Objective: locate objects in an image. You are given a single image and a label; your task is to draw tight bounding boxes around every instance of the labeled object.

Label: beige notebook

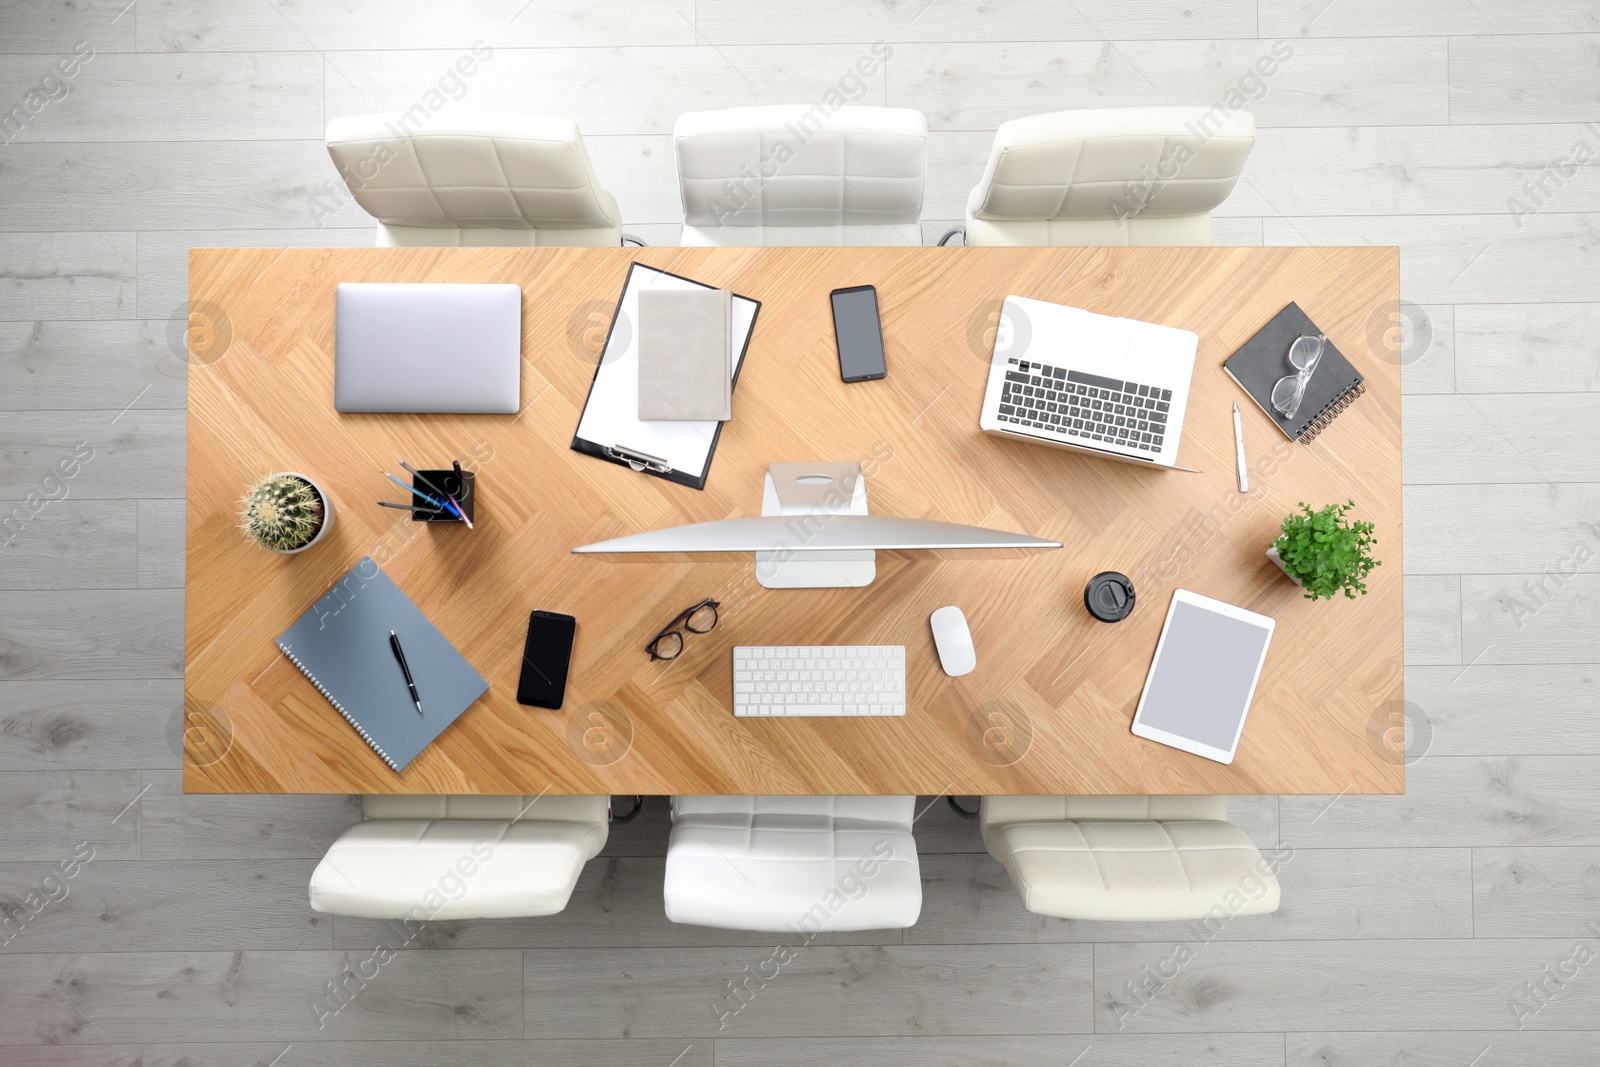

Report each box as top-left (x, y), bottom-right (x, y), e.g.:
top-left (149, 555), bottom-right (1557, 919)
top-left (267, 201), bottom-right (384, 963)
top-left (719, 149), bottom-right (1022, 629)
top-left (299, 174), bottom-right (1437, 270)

top-left (638, 288), bottom-right (732, 421)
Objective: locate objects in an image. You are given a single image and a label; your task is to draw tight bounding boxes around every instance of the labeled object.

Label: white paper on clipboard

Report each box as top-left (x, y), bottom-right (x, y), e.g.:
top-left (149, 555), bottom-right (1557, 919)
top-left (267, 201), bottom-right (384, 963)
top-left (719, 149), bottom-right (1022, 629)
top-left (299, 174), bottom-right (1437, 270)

top-left (574, 264), bottom-right (758, 480)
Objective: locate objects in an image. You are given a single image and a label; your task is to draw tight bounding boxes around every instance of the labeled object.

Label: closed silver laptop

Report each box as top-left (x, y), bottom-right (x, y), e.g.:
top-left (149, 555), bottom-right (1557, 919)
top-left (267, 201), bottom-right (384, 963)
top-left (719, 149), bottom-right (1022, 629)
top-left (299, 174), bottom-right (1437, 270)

top-left (334, 283), bottom-right (522, 413)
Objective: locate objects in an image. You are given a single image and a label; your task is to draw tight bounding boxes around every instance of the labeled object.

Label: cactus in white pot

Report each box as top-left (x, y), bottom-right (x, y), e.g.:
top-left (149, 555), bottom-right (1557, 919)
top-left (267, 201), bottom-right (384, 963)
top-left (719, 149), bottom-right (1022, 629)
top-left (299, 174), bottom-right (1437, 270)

top-left (240, 472), bottom-right (334, 554)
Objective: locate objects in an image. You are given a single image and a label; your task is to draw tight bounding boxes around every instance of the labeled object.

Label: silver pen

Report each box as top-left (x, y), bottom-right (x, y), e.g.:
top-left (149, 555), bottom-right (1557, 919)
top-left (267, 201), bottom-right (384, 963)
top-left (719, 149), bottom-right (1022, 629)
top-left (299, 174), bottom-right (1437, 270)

top-left (1233, 402), bottom-right (1249, 493)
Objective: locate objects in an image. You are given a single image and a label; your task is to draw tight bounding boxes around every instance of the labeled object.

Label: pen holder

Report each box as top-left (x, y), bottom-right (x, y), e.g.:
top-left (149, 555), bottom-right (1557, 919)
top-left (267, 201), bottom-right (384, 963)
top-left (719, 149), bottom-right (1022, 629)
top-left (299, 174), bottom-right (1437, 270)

top-left (413, 468), bottom-right (475, 523)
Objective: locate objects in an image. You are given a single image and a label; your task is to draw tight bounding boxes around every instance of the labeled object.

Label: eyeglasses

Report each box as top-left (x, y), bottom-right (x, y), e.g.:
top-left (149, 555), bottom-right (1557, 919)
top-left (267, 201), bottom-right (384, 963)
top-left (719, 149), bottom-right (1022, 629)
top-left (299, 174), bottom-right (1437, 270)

top-left (645, 598), bottom-right (720, 660)
top-left (1271, 333), bottom-right (1326, 419)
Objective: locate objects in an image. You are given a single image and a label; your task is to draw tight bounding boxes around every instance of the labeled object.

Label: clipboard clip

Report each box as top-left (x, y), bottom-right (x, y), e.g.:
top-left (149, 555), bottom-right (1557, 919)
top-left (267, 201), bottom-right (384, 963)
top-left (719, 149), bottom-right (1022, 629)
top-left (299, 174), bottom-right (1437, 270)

top-left (605, 444), bottom-right (673, 474)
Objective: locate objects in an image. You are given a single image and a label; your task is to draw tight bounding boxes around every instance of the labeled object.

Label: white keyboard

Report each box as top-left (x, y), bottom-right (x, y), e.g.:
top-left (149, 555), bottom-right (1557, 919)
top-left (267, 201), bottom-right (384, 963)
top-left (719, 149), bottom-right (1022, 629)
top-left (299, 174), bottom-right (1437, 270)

top-left (733, 645), bottom-right (906, 717)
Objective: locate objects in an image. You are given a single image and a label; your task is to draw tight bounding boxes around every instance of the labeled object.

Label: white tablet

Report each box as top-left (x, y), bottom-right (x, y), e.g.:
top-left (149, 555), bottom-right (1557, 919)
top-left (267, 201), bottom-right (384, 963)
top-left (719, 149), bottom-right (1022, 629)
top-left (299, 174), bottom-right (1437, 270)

top-left (1131, 589), bottom-right (1275, 764)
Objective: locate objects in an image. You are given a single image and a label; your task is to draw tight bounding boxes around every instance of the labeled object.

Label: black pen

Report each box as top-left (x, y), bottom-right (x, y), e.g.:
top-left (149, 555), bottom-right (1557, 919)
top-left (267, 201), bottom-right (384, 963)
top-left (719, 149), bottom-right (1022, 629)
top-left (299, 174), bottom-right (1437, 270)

top-left (448, 460), bottom-right (474, 528)
top-left (389, 629), bottom-right (423, 715)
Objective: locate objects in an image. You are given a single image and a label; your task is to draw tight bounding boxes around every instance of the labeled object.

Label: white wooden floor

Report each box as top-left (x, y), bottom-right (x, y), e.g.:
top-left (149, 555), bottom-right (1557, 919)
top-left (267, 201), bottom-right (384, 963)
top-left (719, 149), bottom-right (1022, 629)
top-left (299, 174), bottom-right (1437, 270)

top-left (3, 1), bottom-right (1599, 1064)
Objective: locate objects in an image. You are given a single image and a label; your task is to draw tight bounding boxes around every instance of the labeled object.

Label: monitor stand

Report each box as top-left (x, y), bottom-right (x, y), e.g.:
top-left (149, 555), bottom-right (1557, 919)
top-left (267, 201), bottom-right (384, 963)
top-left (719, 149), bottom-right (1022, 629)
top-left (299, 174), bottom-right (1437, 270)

top-left (756, 462), bottom-right (875, 589)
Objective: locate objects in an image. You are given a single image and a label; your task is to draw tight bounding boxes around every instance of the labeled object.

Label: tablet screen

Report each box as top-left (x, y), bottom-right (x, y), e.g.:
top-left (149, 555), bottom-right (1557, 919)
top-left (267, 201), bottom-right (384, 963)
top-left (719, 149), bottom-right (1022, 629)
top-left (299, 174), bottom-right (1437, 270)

top-left (1138, 600), bottom-right (1273, 751)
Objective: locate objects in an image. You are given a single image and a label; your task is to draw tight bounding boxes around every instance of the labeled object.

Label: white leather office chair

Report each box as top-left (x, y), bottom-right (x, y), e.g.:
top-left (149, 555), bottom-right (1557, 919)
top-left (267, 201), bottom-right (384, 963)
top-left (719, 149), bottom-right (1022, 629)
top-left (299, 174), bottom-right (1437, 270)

top-left (980, 796), bottom-right (1280, 921)
top-left (324, 112), bottom-right (626, 247)
top-left (663, 796), bottom-right (922, 931)
top-left (308, 794), bottom-right (608, 919)
top-left (953, 107), bottom-right (1255, 247)
top-left (673, 105), bottom-right (927, 246)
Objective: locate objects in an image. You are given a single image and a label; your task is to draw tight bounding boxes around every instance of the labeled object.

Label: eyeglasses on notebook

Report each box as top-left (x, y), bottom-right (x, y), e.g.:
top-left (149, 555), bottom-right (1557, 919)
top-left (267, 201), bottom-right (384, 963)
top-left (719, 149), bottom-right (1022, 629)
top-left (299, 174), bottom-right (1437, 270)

top-left (1271, 333), bottom-right (1326, 419)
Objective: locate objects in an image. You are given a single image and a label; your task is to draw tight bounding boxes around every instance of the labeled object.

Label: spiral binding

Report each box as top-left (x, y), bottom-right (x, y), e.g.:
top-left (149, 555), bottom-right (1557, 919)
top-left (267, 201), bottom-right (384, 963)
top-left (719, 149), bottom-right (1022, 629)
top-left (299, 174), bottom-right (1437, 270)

top-left (1298, 379), bottom-right (1366, 443)
top-left (278, 641), bottom-right (400, 771)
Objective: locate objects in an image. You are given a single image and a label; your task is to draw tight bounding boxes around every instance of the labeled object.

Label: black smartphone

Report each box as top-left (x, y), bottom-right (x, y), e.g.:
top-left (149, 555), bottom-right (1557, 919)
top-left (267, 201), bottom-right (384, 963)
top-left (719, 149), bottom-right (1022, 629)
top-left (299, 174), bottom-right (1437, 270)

top-left (516, 610), bottom-right (576, 709)
top-left (830, 285), bottom-right (887, 382)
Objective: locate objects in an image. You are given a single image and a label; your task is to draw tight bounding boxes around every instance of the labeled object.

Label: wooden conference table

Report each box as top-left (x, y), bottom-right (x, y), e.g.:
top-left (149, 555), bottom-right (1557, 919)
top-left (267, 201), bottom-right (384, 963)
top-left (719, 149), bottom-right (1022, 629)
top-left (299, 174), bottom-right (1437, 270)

top-left (183, 244), bottom-right (1402, 797)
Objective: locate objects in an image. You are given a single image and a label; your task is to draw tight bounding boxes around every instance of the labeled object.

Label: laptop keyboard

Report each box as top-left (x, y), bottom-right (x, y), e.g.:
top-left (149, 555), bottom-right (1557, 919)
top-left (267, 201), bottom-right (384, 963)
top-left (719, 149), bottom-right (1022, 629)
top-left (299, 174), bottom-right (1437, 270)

top-left (995, 358), bottom-right (1172, 453)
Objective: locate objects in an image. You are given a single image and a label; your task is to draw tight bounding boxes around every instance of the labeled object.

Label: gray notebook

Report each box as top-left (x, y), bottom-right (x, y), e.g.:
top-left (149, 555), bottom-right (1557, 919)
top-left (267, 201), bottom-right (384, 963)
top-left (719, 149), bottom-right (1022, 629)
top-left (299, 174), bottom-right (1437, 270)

top-left (638, 288), bottom-right (732, 421)
top-left (276, 558), bottom-right (487, 772)
top-left (1223, 302), bottom-right (1365, 443)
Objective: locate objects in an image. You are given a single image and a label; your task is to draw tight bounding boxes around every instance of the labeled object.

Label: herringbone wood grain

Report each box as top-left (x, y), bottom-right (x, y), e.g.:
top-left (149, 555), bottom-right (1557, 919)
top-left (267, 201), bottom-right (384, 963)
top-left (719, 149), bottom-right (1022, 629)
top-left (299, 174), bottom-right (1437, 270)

top-left (184, 244), bottom-right (1401, 796)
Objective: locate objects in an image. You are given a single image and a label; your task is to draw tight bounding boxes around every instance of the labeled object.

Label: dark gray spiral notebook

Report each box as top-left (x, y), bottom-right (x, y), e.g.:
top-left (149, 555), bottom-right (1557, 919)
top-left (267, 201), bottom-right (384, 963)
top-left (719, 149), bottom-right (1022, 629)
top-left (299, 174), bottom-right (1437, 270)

top-left (276, 558), bottom-right (487, 772)
top-left (1223, 302), bottom-right (1365, 443)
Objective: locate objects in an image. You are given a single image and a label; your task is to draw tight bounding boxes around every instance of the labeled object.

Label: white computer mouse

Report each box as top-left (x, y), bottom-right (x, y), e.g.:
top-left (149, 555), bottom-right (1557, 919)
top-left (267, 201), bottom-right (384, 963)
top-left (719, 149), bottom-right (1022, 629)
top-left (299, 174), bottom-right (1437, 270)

top-left (930, 605), bottom-right (976, 677)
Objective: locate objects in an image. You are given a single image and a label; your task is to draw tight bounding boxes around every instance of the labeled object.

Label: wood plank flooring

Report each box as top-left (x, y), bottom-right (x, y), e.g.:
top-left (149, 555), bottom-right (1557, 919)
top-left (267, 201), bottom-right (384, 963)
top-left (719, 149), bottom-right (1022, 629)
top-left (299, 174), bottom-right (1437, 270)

top-left (2, 1), bottom-right (1596, 1063)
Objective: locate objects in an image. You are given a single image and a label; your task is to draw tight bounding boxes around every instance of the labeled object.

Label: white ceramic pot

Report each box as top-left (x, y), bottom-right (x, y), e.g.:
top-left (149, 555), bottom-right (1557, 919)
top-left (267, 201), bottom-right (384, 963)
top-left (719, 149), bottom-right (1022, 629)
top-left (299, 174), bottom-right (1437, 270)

top-left (1265, 544), bottom-right (1301, 586)
top-left (265, 471), bottom-right (335, 554)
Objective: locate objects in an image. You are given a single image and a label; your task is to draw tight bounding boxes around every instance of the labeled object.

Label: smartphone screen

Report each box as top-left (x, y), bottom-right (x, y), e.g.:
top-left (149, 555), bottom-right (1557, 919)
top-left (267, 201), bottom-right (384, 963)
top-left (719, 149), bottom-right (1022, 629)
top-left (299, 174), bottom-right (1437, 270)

top-left (831, 285), bottom-right (887, 382)
top-left (517, 610), bottom-right (576, 709)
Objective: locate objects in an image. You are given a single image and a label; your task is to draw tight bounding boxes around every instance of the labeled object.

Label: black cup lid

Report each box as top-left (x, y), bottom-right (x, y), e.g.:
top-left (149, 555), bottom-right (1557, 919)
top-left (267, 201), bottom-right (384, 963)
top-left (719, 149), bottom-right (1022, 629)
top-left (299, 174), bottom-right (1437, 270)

top-left (1084, 571), bottom-right (1135, 622)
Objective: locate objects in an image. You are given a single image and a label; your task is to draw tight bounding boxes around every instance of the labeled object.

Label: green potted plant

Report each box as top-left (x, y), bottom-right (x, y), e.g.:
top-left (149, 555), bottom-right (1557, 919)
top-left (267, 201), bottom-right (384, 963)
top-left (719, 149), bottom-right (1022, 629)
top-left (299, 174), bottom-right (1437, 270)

top-left (240, 472), bottom-right (335, 554)
top-left (1267, 500), bottom-right (1379, 601)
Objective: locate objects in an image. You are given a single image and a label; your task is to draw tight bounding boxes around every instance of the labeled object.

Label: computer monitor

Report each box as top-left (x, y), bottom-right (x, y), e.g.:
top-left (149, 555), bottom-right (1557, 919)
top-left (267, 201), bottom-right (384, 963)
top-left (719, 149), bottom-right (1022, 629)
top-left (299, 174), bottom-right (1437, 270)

top-left (573, 514), bottom-right (1059, 553)
top-left (572, 462), bottom-right (1060, 588)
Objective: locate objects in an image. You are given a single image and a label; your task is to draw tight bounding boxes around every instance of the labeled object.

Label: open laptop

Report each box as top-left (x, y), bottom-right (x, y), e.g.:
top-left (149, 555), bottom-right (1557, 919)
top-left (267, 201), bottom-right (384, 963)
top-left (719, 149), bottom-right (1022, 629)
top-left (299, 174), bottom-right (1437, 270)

top-left (978, 296), bottom-right (1199, 471)
top-left (334, 283), bottom-right (522, 413)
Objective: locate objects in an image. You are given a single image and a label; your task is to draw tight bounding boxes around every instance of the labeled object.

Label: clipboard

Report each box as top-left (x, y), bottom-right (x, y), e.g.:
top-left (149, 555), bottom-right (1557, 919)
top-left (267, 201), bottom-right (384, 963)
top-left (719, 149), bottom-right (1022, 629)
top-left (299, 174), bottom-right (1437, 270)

top-left (571, 262), bottom-right (760, 490)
